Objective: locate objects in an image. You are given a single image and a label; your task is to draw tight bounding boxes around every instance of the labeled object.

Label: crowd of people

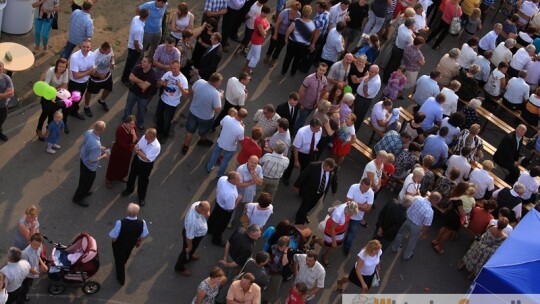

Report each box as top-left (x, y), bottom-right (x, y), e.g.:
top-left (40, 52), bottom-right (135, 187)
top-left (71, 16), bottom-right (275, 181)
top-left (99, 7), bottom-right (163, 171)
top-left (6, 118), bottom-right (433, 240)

top-left (1, 0), bottom-right (540, 302)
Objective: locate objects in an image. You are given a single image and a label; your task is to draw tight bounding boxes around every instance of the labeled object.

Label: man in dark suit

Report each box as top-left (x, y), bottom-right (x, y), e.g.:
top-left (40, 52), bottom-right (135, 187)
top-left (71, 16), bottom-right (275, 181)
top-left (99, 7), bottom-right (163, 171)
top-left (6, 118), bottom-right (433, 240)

top-left (275, 92), bottom-right (300, 137)
top-left (196, 32), bottom-right (223, 81)
top-left (294, 158), bottom-right (338, 224)
top-left (493, 124), bottom-right (527, 184)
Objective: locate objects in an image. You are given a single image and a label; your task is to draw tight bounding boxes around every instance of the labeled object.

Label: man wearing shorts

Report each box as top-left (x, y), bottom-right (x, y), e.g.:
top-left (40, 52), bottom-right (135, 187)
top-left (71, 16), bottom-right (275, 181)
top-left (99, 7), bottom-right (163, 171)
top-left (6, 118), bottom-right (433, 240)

top-left (84, 42), bottom-right (115, 117)
top-left (182, 72), bottom-right (223, 154)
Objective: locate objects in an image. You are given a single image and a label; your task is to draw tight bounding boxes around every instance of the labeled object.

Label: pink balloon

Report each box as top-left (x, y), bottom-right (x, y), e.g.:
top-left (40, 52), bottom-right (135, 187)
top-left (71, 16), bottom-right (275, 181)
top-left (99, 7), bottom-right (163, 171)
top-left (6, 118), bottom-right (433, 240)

top-left (64, 99), bottom-right (73, 108)
top-left (71, 91), bottom-right (82, 102)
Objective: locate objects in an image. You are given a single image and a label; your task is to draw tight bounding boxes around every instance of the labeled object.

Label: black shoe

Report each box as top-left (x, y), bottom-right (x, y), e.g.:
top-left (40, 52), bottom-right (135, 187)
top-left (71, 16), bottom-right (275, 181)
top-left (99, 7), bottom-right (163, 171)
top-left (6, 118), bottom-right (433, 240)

top-left (98, 100), bottom-right (110, 111)
top-left (72, 112), bottom-right (86, 120)
top-left (0, 133), bottom-right (8, 141)
top-left (84, 107), bottom-right (93, 117)
top-left (121, 189), bottom-right (132, 197)
top-left (122, 80), bottom-right (132, 87)
top-left (139, 199), bottom-right (145, 206)
top-left (73, 199), bottom-right (89, 207)
top-left (85, 191), bottom-right (93, 197)
top-left (64, 126), bottom-right (70, 134)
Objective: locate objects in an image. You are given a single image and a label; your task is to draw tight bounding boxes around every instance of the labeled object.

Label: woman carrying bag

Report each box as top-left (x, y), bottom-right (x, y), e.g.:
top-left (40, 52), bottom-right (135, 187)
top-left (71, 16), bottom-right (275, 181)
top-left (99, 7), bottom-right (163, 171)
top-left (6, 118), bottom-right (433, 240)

top-left (426, 0), bottom-right (462, 49)
top-left (336, 239), bottom-right (383, 293)
top-left (32, 0), bottom-right (60, 54)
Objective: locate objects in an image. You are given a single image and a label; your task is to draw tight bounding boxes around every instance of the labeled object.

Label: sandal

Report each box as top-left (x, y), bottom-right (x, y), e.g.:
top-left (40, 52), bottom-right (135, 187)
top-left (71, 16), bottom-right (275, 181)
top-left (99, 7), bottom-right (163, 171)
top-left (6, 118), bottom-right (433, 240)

top-left (322, 259), bottom-right (330, 268)
top-left (433, 245), bottom-right (445, 255)
top-left (269, 59), bottom-right (276, 67)
top-left (336, 279), bottom-right (344, 293)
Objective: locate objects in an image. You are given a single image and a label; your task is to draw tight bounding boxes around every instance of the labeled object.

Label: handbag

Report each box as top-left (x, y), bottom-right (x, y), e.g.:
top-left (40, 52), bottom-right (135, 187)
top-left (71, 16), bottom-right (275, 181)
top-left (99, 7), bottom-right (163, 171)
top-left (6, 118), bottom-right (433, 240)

top-left (318, 215), bottom-right (330, 232)
top-left (371, 271), bottom-right (380, 287)
top-left (52, 12), bottom-right (58, 30)
top-left (449, 10), bottom-right (462, 35)
top-left (233, 257), bottom-right (254, 281)
top-left (240, 204), bottom-right (255, 229)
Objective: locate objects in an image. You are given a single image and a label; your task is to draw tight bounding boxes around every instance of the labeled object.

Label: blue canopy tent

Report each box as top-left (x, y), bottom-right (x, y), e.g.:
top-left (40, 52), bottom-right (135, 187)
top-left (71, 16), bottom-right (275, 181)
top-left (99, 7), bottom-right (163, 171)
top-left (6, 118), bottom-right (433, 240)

top-left (469, 209), bottom-right (540, 303)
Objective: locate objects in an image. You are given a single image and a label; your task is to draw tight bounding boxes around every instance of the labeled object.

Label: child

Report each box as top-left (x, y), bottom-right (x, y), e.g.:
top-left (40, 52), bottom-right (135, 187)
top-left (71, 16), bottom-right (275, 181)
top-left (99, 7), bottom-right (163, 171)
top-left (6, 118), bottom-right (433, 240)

top-left (236, 0), bottom-right (269, 57)
top-left (331, 113), bottom-right (357, 165)
top-left (45, 110), bottom-right (64, 154)
top-left (21, 233), bottom-right (48, 302)
top-left (244, 5), bottom-right (271, 74)
top-left (382, 65), bottom-right (407, 100)
top-left (381, 153), bottom-right (396, 188)
top-left (460, 185), bottom-right (477, 226)
top-left (287, 282), bottom-right (308, 304)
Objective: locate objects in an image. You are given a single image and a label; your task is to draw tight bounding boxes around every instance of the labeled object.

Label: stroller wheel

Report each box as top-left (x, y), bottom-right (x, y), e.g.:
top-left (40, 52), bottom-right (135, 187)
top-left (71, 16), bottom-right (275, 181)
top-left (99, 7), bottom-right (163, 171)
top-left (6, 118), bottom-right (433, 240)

top-left (48, 282), bottom-right (66, 295)
top-left (82, 281), bottom-right (101, 295)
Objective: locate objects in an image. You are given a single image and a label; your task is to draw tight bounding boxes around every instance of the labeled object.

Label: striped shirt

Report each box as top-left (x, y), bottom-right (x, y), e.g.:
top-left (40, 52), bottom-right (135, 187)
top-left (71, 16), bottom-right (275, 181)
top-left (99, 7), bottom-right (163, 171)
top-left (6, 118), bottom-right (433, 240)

top-left (313, 11), bottom-right (330, 36)
top-left (407, 196), bottom-right (434, 226)
top-left (260, 152), bottom-right (290, 179)
top-left (204, 0), bottom-right (227, 12)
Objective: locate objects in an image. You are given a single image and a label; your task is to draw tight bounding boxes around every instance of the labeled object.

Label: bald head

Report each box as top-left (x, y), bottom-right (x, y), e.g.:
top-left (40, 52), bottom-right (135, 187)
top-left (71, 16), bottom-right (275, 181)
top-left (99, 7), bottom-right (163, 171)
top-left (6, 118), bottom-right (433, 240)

top-left (196, 201), bottom-right (211, 215)
top-left (93, 121), bottom-right (106, 134)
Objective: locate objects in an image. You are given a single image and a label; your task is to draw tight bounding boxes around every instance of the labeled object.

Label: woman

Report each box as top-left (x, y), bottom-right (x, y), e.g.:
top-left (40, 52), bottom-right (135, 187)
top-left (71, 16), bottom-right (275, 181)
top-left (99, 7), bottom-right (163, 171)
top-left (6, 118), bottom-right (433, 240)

top-left (484, 61), bottom-right (508, 106)
top-left (327, 82), bottom-right (345, 106)
top-left (178, 29), bottom-right (195, 77)
top-left (14, 206), bottom-right (40, 250)
top-left (267, 236), bottom-right (293, 279)
top-left (332, 113), bottom-right (357, 165)
top-left (402, 111), bottom-right (426, 143)
top-left (468, 199), bottom-right (497, 235)
top-left (436, 48), bottom-right (461, 87)
top-left (105, 115), bottom-right (138, 188)
top-left (433, 167), bottom-right (460, 206)
top-left (357, 34), bottom-right (381, 64)
top-left (522, 87), bottom-right (540, 127)
top-left (460, 0), bottom-right (480, 27)
top-left (244, 192), bottom-right (274, 228)
top-left (348, 54), bottom-right (369, 94)
top-left (419, 155), bottom-right (436, 195)
top-left (265, 1), bottom-right (302, 67)
top-left (36, 58), bottom-right (68, 140)
top-left (263, 219), bottom-right (293, 252)
top-left (32, 0), bottom-right (59, 53)
top-left (311, 201), bottom-right (358, 267)
top-left (169, 2), bottom-right (194, 45)
top-left (336, 240), bottom-right (382, 293)
top-left (402, 37), bottom-right (425, 89)
top-left (459, 8), bottom-right (482, 44)
top-left (458, 218), bottom-right (509, 279)
top-left (456, 64), bottom-right (480, 102)
top-left (281, 5), bottom-right (315, 76)
top-left (453, 123), bottom-right (484, 162)
top-left (461, 98), bottom-right (482, 129)
top-left (238, 126), bottom-right (263, 165)
top-left (440, 112), bottom-right (465, 145)
top-left (314, 101), bottom-right (336, 160)
top-left (432, 182), bottom-right (468, 254)
top-left (192, 266), bottom-right (227, 304)
top-left (0, 273), bottom-right (7, 304)
top-left (517, 166), bottom-right (540, 204)
top-left (426, 0), bottom-right (462, 50)
top-left (191, 18), bottom-right (218, 67)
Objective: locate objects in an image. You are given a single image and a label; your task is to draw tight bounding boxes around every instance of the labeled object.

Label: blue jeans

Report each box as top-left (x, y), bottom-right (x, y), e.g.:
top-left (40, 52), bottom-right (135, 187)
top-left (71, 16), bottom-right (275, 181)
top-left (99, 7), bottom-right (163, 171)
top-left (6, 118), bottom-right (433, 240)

top-left (60, 41), bottom-right (77, 59)
top-left (343, 219), bottom-right (362, 251)
top-left (34, 18), bottom-right (53, 48)
top-left (207, 145), bottom-right (236, 177)
top-left (293, 108), bottom-right (314, 135)
top-left (123, 91), bottom-right (149, 128)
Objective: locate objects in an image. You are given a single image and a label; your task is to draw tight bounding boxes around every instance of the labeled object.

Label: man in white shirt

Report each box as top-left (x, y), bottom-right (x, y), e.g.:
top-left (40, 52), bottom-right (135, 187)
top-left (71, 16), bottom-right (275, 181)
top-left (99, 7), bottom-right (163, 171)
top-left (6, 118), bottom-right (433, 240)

top-left (412, 3), bottom-right (429, 34)
top-left (440, 80), bottom-right (460, 117)
top-left (67, 39), bottom-right (96, 123)
top-left (478, 23), bottom-right (503, 54)
top-left (212, 72), bottom-right (251, 130)
top-left (174, 201), bottom-right (211, 276)
top-left (206, 109), bottom-right (247, 177)
top-left (121, 128), bottom-right (161, 206)
top-left (328, 0), bottom-right (350, 30)
top-left (1, 247), bottom-right (31, 303)
top-left (207, 172), bottom-right (243, 246)
top-left (445, 147), bottom-right (472, 182)
top-left (457, 40), bottom-right (478, 69)
top-left (383, 19), bottom-right (415, 82)
top-left (503, 71), bottom-right (530, 110)
top-left (122, 9), bottom-right (149, 85)
top-left (342, 178), bottom-right (374, 255)
top-left (491, 39), bottom-right (516, 66)
top-left (355, 64), bottom-right (381, 130)
top-left (321, 22), bottom-right (346, 68)
top-left (293, 252), bottom-right (326, 302)
top-left (508, 45), bottom-right (536, 78)
top-left (469, 160), bottom-right (495, 199)
top-left (525, 57), bottom-right (540, 91)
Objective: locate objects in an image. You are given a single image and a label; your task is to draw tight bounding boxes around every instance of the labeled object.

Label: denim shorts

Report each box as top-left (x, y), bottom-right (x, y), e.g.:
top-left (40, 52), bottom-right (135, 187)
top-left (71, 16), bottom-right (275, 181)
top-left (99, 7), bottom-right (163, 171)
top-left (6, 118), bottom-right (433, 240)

top-left (186, 112), bottom-right (214, 136)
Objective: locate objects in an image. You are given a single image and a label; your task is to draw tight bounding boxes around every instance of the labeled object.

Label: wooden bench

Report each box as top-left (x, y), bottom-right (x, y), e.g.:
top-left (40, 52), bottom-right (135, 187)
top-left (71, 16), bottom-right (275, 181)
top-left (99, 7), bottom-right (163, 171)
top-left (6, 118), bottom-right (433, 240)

top-left (458, 99), bottom-right (515, 134)
top-left (352, 141), bottom-right (373, 161)
top-left (489, 98), bottom-right (538, 132)
top-left (363, 107), bottom-right (412, 144)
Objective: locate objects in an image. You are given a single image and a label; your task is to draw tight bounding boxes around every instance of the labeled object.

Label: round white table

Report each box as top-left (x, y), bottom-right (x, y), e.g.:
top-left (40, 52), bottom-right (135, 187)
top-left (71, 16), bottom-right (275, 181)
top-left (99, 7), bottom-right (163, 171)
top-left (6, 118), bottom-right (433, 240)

top-left (0, 42), bottom-right (34, 72)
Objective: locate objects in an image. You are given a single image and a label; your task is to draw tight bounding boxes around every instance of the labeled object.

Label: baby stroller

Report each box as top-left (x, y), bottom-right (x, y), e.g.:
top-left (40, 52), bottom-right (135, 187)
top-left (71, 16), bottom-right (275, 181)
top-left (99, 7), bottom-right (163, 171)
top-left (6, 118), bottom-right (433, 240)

top-left (47, 232), bottom-right (101, 295)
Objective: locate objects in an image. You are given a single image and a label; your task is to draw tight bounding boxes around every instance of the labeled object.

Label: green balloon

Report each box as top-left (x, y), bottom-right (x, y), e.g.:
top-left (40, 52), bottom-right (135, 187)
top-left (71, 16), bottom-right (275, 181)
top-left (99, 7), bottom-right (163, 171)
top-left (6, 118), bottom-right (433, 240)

top-left (43, 85), bottom-right (57, 100)
top-left (33, 81), bottom-right (47, 97)
top-left (343, 85), bottom-right (352, 94)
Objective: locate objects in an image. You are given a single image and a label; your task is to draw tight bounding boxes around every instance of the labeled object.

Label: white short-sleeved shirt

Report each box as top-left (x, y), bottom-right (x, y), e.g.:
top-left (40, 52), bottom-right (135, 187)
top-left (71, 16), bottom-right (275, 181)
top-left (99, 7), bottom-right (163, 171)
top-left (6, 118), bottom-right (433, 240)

top-left (246, 3), bottom-right (262, 29)
top-left (361, 160), bottom-right (383, 188)
top-left (484, 68), bottom-right (506, 97)
top-left (399, 173), bottom-right (420, 201)
top-left (45, 67), bottom-right (69, 88)
top-left (445, 155), bottom-right (471, 182)
top-left (321, 28), bottom-right (344, 62)
top-left (469, 168), bottom-right (495, 199)
top-left (439, 117), bottom-right (460, 145)
top-left (517, 171), bottom-right (539, 200)
top-left (246, 202), bottom-right (273, 228)
top-left (69, 50), bottom-right (95, 83)
top-left (293, 125), bottom-right (322, 154)
top-left (136, 136), bottom-right (161, 162)
top-left (504, 77), bottom-right (530, 105)
top-left (370, 101), bottom-right (388, 132)
top-left (491, 42), bottom-right (512, 66)
top-left (216, 176), bottom-right (239, 211)
top-left (458, 43), bottom-right (477, 69)
top-left (440, 88), bottom-right (458, 116)
top-left (346, 183), bottom-right (374, 220)
top-left (510, 48), bottom-right (532, 70)
top-left (356, 249), bottom-right (382, 276)
top-left (217, 116), bottom-right (245, 151)
top-left (128, 16), bottom-right (145, 50)
top-left (413, 13), bottom-right (426, 33)
top-left (293, 254), bottom-right (326, 292)
top-left (160, 71), bottom-right (188, 106)
top-left (357, 75), bottom-right (381, 99)
top-left (396, 24), bottom-right (413, 49)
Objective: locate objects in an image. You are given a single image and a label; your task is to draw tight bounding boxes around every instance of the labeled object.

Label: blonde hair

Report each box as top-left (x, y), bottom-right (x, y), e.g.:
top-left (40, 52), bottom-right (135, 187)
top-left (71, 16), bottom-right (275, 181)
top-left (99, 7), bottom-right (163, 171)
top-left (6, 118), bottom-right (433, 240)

top-left (25, 206), bottom-right (39, 217)
top-left (471, 8), bottom-right (481, 20)
top-left (345, 201), bottom-right (359, 215)
top-left (466, 185), bottom-right (477, 196)
top-left (54, 110), bottom-right (63, 119)
top-left (404, 8), bottom-right (415, 18)
top-left (228, 108), bottom-right (238, 117)
top-left (363, 239), bottom-right (382, 256)
top-left (386, 153), bottom-right (395, 163)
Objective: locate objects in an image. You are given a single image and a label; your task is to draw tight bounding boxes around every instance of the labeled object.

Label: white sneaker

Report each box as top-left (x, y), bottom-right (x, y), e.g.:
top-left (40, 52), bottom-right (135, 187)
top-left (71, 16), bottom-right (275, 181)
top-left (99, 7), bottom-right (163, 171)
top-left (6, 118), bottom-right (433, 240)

top-left (53, 144), bottom-right (61, 149)
top-left (47, 148), bottom-right (56, 154)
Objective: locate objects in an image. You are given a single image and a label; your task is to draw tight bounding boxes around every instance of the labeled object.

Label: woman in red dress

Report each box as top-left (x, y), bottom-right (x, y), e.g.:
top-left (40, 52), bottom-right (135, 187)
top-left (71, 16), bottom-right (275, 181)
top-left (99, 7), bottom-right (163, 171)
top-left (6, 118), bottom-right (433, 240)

top-left (105, 115), bottom-right (138, 188)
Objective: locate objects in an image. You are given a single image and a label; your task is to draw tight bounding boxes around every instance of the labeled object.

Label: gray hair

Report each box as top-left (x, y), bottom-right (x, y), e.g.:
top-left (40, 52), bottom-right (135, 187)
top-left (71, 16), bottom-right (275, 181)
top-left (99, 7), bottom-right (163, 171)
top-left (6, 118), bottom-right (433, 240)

top-left (274, 140), bottom-right (286, 154)
top-left (343, 92), bottom-right (355, 102)
top-left (526, 44), bottom-right (536, 53)
top-left (247, 224), bottom-right (261, 234)
top-left (468, 64), bottom-right (481, 75)
top-left (401, 195), bottom-right (414, 208)
top-left (7, 247), bottom-right (22, 263)
top-left (469, 98), bottom-right (482, 109)
top-left (504, 38), bottom-right (516, 49)
top-left (494, 23), bottom-right (503, 30)
top-left (448, 48), bottom-right (461, 59)
top-left (127, 203), bottom-right (140, 217)
top-left (513, 182), bottom-right (525, 194)
top-left (412, 167), bottom-right (425, 178)
top-left (377, 150), bottom-right (388, 158)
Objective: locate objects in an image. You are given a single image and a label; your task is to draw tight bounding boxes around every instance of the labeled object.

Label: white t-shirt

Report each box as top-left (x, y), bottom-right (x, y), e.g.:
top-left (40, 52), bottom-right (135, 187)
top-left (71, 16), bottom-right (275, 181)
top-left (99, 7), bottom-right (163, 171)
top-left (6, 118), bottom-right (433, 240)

top-left (246, 203), bottom-right (273, 228)
top-left (217, 115), bottom-right (245, 151)
top-left (160, 71), bottom-right (188, 106)
top-left (246, 3), bottom-right (262, 29)
top-left (370, 101), bottom-right (388, 132)
top-left (321, 28), bottom-right (344, 62)
top-left (92, 47), bottom-right (114, 82)
top-left (128, 16), bottom-right (145, 50)
top-left (216, 176), bottom-right (239, 210)
top-left (484, 68), bottom-right (505, 97)
top-left (361, 160), bottom-right (383, 189)
top-left (468, 168), bottom-right (494, 199)
top-left (69, 50), bottom-right (95, 83)
top-left (356, 249), bottom-right (382, 276)
top-left (45, 67), bottom-right (69, 88)
top-left (445, 155), bottom-right (471, 182)
top-left (346, 183), bottom-right (374, 221)
top-left (440, 87), bottom-right (458, 117)
top-left (399, 173), bottom-right (420, 201)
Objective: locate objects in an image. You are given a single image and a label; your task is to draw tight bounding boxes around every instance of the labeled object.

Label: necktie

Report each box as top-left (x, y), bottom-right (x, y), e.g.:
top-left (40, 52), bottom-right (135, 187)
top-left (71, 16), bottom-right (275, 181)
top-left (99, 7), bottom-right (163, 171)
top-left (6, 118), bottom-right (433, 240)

top-left (318, 172), bottom-right (327, 193)
top-left (290, 106), bottom-right (294, 118)
top-left (309, 132), bottom-right (315, 154)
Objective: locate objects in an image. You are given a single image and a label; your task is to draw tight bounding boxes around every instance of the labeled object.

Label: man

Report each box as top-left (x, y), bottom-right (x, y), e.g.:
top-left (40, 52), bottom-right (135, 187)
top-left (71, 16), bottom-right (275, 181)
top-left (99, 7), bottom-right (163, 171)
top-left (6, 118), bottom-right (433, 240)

top-left (0, 247), bottom-right (30, 304)
top-left (258, 140), bottom-right (290, 200)
top-left (391, 192), bottom-right (441, 260)
top-left (122, 56), bottom-right (158, 131)
top-left (420, 126), bottom-right (449, 166)
top-left (320, 21), bottom-right (346, 68)
top-left (384, 18), bottom-right (415, 82)
top-left (225, 273), bottom-right (261, 304)
top-left (109, 203), bottom-right (150, 285)
top-left (182, 73), bottom-right (223, 154)
top-left (413, 70), bottom-right (441, 106)
top-left (370, 99), bottom-right (398, 132)
top-left (473, 51), bottom-right (493, 87)
top-left (373, 131), bottom-right (412, 156)
top-left (503, 71), bottom-right (530, 110)
top-left (66, 39), bottom-right (96, 128)
top-left (221, 0), bottom-right (246, 51)
top-left (491, 39), bottom-right (516, 67)
top-left (155, 60), bottom-right (189, 143)
top-left (193, 32), bottom-right (223, 81)
top-left (282, 118), bottom-right (323, 186)
top-left (508, 45), bottom-right (535, 78)
top-left (174, 200), bottom-right (211, 277)
top-left (445, 147), bottom-right (472, 182)
top-left (493, 124), bottom-right (527, 184)
top-left (469, 160), bottom-right (496, 199)
top-left (328, 0), bottom-right (350, 29)
top-left (362, 150), bottom-right (387, 194)
top-left (72, 121), bottom-right (109, 206)
top-left (418, 93), bottom-right (445, 133)
top-left (440, 80), bottom-right (460, 117)
top-left (153, 37), bottom-right (181, 86)
top-left (412, 3), bottom-right (429, 34)
top-left (60, 1), bottom-right (93, 59)
top-left (478, 23), bottom-right (503, 55)
top-left (294, 158), bottom-right (338, 224)
top-left (0, 62), bottom-right (14, 141)
top-left (344, 0), bottom-right (368, 50)
top-left (492, 182), bottom-right (525, 222)
top-left (21, 233), bottom-right (47, 302)
top-left (342, 178), bottom-right (374, 255)
top-left (219, 225), bottom-right (262, 272)
top-left (84, 42), bottom-right (115, 116)
top-left (326, 53), bottom-right (354, 92)
top-left (201, 0), bottom-right (228, 25)
top-left (137, 0), bottom-right (168, 57)
top-left (362, 0), bottom-right (391, 35)
top-left (242, 252), bottom-right (271, 290)
top-left (304, 2), bottom-right (330, 72)
top-left (293, 251), bottom-right (325, 303)
top-left (275, 92), bottom-right (300, 136)
top-left (354, 64), bottom-right (381, 130)
top-left (374, 195), bottom-right (412, 252)
top-left (122, 9), bottom-right (149, 86)
top-left (121, 128), bottom-right (161, 206)
top-left (207, 172), bottom-right (243, 246)
top-left (295, 63), bottom-right (328, 134)
top-left (253, 104), bottom-right (281, 139)
top-left (206, 109), bottom-right (247, 177)
top-left (236, 155), bottom-right (264, 214)
top-left (212, 72), bottom-right (251, 130)
top-left (525, 55), bottom-right (540, 91)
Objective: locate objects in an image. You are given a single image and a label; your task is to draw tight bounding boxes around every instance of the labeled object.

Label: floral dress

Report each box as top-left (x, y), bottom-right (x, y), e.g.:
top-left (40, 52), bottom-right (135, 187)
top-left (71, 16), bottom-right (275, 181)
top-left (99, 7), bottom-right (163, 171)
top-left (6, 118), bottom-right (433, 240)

top-left (462, 228), bottom-right (507, 275)
top-left (382, 71), bottom-right (407, 100)
top-left (192, 279), bottom-right (219, 304)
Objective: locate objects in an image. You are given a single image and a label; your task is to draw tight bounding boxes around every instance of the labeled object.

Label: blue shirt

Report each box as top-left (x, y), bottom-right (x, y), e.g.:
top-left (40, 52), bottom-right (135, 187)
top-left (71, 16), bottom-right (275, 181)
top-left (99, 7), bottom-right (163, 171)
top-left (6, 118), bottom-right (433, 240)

top-left (204, 0), bottom-right (227, 12)
top-left (109, 216), bottom-right (150, 239)
top-left (313, 11), bottom-right (330, 37)
top-left (190, 79), bottom-right (222, 120)
top-left (420, 135), bottom-right (448, 164)
top-left (139, 1), bottom-right (168, 33)
top-left (413, 75), bottom-right (440, 106)
top-left (80, 130), bottom-right (102, 171)
top-left (68, 9), bottom-right (93, 45)
top-left (534, 38), bottom-right (540, 55)
top-left (418, 97), bottom-right (443, 130)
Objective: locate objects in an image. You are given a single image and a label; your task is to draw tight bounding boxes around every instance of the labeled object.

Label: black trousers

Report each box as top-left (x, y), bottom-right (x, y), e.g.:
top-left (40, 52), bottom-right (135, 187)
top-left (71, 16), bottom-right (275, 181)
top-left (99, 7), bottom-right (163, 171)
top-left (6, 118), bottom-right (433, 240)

top-left (427, 20), bottom-right (451, 49)
top-left (500, 162), bottom-right (521, 184)
top-left (266, 33), bottom-right (286, 60)
top-left (213, 99), bottom-right (242, 129)
top-left (6, 285), bottom-right (24, 304)
top-left (126, 157), bottom-right (154, 200)
top-left (174, 228), bottom-right (204, 271)
top-left (354, 95), bottom-right (374, 131)
top-left (37, 98), bottom-right (60, 132)
top-left (73, 160), bottom-right (96, 202)
top-left (315, 136), bottom-right (332, 161)
top-left (0, 106), bottom-right (7, 133)
top-left (112, 242), bottom-right (136, 285)
top-left (21, 278), bottom-right (33, 302)
top-left (295, 193), bottom-right (323, 224)
top-left (282, 151), bottom-right (315, 181)
top-left (155, 98), bottom-right (177, 138)
top-left (67, 80), bottom-right (88, 115)
top-left (383, 46), bottom-right (404, 82)
top-left (122, 48), bottom-right (141, 83)
top-left (207, 202), bottom-right (234, 244)
top-left (281, 40), bottom-right (309, 75)
top-left (221, 7), bottom-right (242, 45)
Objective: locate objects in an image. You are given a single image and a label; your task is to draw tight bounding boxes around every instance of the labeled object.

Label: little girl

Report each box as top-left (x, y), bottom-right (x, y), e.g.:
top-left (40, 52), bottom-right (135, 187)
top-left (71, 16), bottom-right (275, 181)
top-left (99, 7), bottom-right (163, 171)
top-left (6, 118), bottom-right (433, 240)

top-left (460, 185), bottom-right (477, 226)
top-left (381, 153), bottom-right (396, 189)
top-left (459, 8), bottom-right (482, 45)
top-left (287, 282), bottom-right (307, 304)
top-left (331, 114), bottom-right (357, 165)
top-left (45, 110), bottom-right (64, 154)
top-left (382, 65), bottom-right (407, 100)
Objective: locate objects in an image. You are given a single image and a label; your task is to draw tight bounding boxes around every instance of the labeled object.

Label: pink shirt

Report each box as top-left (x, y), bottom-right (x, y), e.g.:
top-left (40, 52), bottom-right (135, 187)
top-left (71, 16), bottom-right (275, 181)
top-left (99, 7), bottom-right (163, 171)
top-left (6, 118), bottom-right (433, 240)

top-left (442, 0), bottom-right (462, 24)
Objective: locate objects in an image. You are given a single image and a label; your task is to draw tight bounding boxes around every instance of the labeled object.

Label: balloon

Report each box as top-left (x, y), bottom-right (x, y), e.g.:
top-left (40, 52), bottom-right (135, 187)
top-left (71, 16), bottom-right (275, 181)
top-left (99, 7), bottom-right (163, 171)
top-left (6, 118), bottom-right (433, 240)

top-left (43, 85), bottom-right (57, 100)
top-left (64, 99), bottom-right (73, 108)
top-left (343, 85), bottom-right (352, 94)
top-left (33, 81), bottom-right (47, 97)
top-left (71, 91), bottom-right (82, 102)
